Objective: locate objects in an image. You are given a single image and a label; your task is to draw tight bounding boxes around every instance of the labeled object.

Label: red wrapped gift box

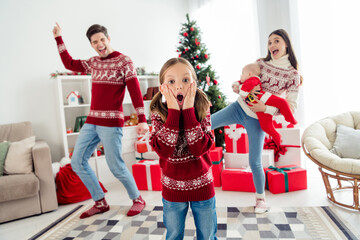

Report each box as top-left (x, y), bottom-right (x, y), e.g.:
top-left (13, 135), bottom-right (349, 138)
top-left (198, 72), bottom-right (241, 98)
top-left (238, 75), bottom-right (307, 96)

top-left (224, 124), bottom-right (249, 153)
top-left (135, 132), bottom-right (153, 153)
top-left (265, 165), bottom-right (307, 194)
top-left (209, 147), bottom-right (223, 187)
top-left (221, 168), bottom-right (255, 192)
top-left (132, 160), bottom-right (162, 191)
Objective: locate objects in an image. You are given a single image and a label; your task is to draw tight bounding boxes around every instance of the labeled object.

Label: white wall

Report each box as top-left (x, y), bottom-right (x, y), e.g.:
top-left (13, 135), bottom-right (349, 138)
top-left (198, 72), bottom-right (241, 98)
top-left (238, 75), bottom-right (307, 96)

top-left (0, 0), bottom-right (188, 162)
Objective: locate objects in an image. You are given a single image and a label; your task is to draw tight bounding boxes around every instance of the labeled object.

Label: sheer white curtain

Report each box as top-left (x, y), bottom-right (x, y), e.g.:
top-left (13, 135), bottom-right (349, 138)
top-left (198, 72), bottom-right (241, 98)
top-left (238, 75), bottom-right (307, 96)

top-left (188, 0), bottom-right (260, 102)
top-left (297, 0), bottom-right (360, 126)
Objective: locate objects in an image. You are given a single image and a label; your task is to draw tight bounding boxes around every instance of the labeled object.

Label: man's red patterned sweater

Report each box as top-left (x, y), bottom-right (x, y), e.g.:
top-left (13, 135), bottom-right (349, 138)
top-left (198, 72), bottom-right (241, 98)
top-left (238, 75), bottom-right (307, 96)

top-left (150, 108), bottom-right (215, 202)
top-left (55, 36), bottom-right (146, 127)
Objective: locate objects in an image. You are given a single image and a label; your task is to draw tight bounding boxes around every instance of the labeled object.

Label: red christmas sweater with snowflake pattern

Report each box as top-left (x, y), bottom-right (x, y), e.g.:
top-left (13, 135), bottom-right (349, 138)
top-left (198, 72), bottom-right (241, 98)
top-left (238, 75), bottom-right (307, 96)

top-left (55, 36), bottom-right (146, 127)
top-left (150, 108), bottom-right (215, 202)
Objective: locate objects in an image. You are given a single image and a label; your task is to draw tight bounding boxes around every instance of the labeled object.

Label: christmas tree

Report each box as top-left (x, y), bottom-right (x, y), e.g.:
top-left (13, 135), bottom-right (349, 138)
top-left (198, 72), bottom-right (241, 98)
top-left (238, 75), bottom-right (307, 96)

top-left (177, 14), bottom-right (227, 147)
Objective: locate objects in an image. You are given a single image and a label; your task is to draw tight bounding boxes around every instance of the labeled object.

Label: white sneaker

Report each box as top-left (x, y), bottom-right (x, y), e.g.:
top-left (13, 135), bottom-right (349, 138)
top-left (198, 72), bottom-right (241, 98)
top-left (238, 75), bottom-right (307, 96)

top-left (254, 198), bottom-right (267, 214)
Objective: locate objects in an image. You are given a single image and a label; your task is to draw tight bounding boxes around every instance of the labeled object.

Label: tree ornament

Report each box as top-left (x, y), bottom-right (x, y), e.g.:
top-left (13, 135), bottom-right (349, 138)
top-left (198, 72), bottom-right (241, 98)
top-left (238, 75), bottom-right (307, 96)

top-left (185, 48), bottom-right (189, 51)
top-left (179, 54), bottom-right (181, 57)
top-left (176, 50), bottom-right (179, 52)
top-left (218, 95), bottom-right (221, 99)
top-left (213, 79), bottom-right (218, 85)
top-left (183, 32), bottom-right (188, 37)
top-left (206, 74), bottom-right (210, 86)
top-left (196, 65), bottom-right (200, 70)
top-left (196, 55), bottom-right (199, 58)
top-left (204, 54), bottom-right (209, 59)
top-left (195, 38), bottom-right (200, 46)
top-left (219, 130), bottom-right (223, 134)
top-left (190, 27), bottom-right (194, 31)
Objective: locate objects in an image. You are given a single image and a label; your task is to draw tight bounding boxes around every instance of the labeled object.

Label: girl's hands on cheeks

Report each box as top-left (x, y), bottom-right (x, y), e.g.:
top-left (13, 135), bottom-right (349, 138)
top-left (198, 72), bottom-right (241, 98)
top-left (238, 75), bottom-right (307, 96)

top-left (160, 83), bottom-right (179, 110)
top-left (183, 82), bottom-right (196, 110)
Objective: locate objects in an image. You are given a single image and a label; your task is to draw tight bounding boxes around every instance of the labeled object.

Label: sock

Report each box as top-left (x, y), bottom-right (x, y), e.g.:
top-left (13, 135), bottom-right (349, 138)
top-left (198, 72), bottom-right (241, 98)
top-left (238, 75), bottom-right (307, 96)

top-left (256, 192), bottom-right (265, 200)
top-left (80, 198), bottom-right (110, 219)
top-left (127, 195), bottom-right (146, 216)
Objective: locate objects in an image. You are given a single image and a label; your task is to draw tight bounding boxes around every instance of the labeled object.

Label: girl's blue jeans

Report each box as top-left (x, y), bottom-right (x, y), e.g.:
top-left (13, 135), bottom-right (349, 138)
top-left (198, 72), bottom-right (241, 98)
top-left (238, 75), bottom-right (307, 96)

top-left (162, 197), bottom-right (218, 240)
top-left (211, 102), bottom-right (266, 194)
top-left (71, 123), bottom-right (140, 201)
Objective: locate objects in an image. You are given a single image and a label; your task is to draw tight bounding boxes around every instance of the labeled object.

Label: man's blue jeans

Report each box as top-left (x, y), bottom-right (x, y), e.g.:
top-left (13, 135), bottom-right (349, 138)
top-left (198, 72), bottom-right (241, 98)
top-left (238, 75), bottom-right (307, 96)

top-left (71, 123), bottom-right (140, 201)
top-left (162, 197), bottom-right (218, 240)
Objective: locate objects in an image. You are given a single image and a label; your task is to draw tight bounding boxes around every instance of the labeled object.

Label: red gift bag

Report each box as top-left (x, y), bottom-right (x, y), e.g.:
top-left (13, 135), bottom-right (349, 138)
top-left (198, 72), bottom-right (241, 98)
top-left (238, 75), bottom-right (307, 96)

top-left (56, 164), bottom-right (107, 204)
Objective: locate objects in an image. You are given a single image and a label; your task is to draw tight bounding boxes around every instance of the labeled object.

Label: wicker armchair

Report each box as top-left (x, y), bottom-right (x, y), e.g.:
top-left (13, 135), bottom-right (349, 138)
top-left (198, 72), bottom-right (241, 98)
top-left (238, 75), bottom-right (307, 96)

top-left (302, 112), bottom-right (360, 211)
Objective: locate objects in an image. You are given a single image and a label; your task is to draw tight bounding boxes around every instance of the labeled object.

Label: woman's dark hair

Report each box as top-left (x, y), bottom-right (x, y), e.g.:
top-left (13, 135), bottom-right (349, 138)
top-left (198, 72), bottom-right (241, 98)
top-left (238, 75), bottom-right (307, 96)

top-left (86, 24), bottom-right (108, 41)
top-left (263, 29), bottom-right (303, 84)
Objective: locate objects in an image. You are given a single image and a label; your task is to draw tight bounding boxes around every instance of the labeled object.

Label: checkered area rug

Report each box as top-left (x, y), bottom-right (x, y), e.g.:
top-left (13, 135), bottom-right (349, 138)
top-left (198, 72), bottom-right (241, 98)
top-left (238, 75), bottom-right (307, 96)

top-left (32, 205), bottom-right (359, 240)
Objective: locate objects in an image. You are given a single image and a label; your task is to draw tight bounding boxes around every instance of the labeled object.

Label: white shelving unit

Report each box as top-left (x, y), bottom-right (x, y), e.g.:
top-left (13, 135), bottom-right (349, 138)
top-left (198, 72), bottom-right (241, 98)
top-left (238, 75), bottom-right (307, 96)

top-left (55, 75), bottom-right (159, 185)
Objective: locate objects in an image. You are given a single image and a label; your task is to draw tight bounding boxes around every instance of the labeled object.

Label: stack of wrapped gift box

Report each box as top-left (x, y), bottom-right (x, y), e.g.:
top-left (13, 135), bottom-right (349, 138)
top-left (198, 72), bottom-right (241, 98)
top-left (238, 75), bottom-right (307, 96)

top-left (221, 116), bottom-right (307, 194)
top-left (132, 129), bottom-right (162, 191)
top-left (263, 115), bottom-right (307, 194)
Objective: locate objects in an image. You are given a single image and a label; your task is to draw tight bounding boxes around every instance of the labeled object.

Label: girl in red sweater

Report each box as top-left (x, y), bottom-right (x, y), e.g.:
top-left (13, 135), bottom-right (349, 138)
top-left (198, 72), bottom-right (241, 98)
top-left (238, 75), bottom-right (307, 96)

top-left (150, 58), bottom-right (217, 240)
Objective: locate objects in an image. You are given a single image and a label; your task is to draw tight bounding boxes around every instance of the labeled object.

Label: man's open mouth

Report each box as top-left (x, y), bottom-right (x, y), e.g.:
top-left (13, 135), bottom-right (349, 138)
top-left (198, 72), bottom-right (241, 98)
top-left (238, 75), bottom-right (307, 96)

top-left (99, 48), bottom-right (107, 55)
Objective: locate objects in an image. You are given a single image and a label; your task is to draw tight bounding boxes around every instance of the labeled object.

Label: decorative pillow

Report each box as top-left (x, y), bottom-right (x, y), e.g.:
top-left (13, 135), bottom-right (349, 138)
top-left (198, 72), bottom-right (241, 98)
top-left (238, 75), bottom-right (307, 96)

top-left (0, 141), bottom-right (10, 176)
top-left (330, 125), bottom-right (360, 159)
top-left (4, 136), bottom-right (36, 174)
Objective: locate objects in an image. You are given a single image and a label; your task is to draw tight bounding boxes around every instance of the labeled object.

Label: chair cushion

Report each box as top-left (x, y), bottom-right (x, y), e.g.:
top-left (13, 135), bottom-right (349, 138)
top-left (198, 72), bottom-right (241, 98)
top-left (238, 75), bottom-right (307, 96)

top-left (331, 125), bottom-right (360, 159)
top-left (0, 141), bottom-right (10, 176)
top-left (0, 173), bottom-right (39, 202)
top-left (302, 111), bottom-right (360, 175)
top-left (4, 136), bottom-right (35, 174)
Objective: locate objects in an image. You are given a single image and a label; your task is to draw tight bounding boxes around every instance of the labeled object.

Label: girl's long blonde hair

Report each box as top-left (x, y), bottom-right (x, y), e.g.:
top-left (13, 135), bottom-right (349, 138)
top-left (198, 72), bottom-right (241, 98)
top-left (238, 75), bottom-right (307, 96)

top-left (150, 57), bottom-right (210, 123)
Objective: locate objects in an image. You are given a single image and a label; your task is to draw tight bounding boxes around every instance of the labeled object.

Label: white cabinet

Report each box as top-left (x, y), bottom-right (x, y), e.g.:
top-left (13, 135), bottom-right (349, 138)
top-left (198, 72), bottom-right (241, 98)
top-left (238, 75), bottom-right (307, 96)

top-left (55, 75), bottom-right (159, 185)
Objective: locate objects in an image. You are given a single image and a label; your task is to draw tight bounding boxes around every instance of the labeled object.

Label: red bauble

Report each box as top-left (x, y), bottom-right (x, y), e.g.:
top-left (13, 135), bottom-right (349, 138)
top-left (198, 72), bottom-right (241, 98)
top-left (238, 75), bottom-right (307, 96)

top-left (183, 32), bottom-right (188, 37)
top-left (204, 54), bottom-right (209, 59)
top-left (196, 55), bottom-right (199, 58)
top-left (179, 54), bottom-right (181, 57)
top-left (183, 51), bottom-right (185, 54)
top-left (97, 150), bottom-right (102, 156)
top-left (218, 95), bottom-right (221, 99)
top-left (185, 48), bottom-right (189, 51)
top-left (190, 27), bottom-right (194, 31)
top-left (213, 80), bottom-right (218, 85)
top-left (219, 130), bottom-right (223, 134)
top-left (196, 65), bottom-right (200, 69)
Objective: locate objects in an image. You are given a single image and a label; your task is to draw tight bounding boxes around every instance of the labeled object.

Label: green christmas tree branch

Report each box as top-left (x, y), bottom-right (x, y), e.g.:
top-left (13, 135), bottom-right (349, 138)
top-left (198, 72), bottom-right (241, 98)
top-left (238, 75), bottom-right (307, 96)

top-left (177, 13), bottom-right (227, 147)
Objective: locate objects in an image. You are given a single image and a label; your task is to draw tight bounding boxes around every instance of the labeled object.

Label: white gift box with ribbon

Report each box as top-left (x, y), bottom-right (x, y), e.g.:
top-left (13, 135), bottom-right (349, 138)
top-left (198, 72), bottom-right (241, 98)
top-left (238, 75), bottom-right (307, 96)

top-left (224, 150), bottom-right (274, 169)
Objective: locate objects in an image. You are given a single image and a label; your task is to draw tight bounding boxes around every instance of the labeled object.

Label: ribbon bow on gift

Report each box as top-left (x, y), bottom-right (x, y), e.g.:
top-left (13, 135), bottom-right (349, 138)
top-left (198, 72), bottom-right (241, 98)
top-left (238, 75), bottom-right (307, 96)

top-left (224, 124), bottom-right (246, 141)
top-left (265, 166), bottom-right (298, 192)
top-left (263, 137), bottom-right (300, 162)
